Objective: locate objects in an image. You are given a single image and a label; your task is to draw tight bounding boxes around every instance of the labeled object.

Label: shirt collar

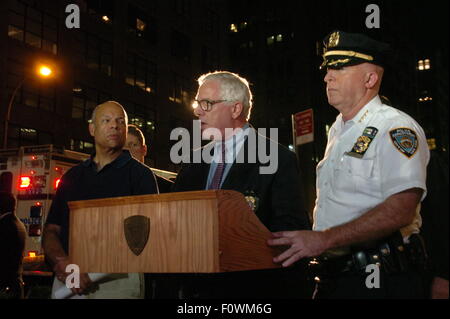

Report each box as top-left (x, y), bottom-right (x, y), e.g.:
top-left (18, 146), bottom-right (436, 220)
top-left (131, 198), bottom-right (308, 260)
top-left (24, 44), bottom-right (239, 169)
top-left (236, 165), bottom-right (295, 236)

top-left (353, 95), bottom-right (381, 127)
top-left (82, 149), bottom-right (133, 169)
top-left (225, 123), bottom-right (250, 149)
top-left (214, 124), bottom-right (250, 150)
top-left (335, 95), bottom-right (381, 131)
top-left (212, 124), bottom-right (250, 163)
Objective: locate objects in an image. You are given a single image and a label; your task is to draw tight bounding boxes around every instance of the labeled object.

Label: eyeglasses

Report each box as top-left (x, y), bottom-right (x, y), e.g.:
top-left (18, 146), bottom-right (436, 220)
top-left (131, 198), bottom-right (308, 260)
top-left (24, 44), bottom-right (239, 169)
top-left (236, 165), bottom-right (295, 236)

top-left (192, 99), bottom-right (230, 112)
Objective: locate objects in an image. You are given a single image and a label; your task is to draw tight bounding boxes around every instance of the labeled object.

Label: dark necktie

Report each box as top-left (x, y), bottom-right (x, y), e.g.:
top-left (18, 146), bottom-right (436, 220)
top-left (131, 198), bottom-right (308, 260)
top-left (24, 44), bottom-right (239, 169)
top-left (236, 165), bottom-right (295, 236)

top-left (208, 142), bottom-right (226, 189)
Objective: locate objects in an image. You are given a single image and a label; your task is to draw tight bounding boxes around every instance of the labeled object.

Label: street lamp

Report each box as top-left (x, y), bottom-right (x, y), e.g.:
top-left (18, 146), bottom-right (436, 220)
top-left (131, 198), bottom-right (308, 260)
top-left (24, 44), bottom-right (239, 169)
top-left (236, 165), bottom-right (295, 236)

top-left (3, 64), bottom-right (54, 149)
top-left (38, 65), bottom-right (52, 77)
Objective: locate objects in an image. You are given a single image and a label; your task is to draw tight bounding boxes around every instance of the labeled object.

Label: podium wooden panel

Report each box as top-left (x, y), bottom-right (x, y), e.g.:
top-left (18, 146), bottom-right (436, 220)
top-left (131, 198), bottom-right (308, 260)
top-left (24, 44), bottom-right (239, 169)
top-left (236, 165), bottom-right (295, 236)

top-left (68, 190), bottom-right (281, 273)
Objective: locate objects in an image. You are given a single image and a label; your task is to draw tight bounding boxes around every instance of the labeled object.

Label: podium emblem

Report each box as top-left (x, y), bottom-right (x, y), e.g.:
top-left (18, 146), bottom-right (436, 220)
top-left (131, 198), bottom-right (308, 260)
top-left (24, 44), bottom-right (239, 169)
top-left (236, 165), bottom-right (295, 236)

top-left (124, 215), bottom-right (150, 256)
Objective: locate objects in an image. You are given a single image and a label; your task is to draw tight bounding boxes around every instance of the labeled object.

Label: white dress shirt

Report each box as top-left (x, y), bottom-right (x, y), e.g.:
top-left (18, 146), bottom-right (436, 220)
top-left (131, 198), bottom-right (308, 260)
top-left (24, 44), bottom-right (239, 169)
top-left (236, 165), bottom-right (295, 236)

top-left (206, 124), bottom-right (250, 189)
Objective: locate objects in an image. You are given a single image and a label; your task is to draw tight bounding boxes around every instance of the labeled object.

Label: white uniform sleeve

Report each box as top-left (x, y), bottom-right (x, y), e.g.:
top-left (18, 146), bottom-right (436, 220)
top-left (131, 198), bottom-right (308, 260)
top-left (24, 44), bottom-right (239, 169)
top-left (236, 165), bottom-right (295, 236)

top-left (378, 117), bottom-right (430, 201)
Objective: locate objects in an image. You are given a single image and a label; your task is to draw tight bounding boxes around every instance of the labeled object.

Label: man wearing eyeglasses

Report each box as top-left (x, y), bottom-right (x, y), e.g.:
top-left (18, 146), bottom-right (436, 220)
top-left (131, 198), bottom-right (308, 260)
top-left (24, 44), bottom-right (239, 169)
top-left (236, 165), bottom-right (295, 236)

top-left (171, 71), bottom-right (311, 299)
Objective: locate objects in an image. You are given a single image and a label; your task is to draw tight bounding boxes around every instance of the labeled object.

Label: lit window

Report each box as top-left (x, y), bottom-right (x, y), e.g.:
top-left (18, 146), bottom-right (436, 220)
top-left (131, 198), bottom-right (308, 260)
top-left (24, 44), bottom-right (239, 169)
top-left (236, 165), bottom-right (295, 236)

top-left (276, 34), bottom-right (283, 42)
top-left (417, 60), bottom-right (424, 70)
top-left (130, 117), bottom-right (145, 129)
top-left (136, 18), bottom-right (146, 32)
top-left (417, 59), bottom-right (431, 71)
top-left (147, 121), bottom-right (156, 131)
top-left (427, 138), bottom-right (436, 150)
top-left (21, 128), bottom-right (37, 135)
top-left (230, 24), bottom-right (238, 33)
top-left (267, 36), bottom-right (275, 46)
top-left (181, 89), bottom-right (190, 105)
top-left (8, 25), bottom-right (24, 41)
top-left (418, 96), bottom-right (433, 102)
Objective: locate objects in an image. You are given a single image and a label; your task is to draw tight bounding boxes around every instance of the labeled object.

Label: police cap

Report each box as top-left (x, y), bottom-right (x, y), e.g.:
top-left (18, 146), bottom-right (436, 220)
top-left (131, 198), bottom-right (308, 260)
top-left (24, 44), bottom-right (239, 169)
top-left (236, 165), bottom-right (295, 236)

top-left (320, 30), bottom-right (391, 69)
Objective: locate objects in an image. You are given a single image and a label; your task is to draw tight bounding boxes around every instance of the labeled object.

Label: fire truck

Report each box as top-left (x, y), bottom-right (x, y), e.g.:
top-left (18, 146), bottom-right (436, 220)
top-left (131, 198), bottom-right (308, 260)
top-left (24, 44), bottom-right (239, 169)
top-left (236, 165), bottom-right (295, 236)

top-left (0, 144), bottom-right (177, 297)
top-left (0, 144), bottom-right (177, 262)
top-left (0, 144), bottom-right (90, 262)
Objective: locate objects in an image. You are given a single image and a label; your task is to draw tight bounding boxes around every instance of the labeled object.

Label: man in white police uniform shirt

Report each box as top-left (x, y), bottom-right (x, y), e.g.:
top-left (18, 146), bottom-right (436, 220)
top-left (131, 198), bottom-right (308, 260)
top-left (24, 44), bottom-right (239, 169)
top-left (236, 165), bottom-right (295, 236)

top-left (268, 30), bottom-right (430, 298)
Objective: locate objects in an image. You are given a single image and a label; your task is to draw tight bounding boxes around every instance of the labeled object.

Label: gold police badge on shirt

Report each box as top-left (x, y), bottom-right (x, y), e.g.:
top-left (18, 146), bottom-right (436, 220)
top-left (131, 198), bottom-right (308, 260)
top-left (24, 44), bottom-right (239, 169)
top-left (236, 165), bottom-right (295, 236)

top-left (346, 127), bottom-right (379, 158)
top-left (389, 128), bottom-right (418, 158)
top-left (244, 190), bottom-right (259, 212)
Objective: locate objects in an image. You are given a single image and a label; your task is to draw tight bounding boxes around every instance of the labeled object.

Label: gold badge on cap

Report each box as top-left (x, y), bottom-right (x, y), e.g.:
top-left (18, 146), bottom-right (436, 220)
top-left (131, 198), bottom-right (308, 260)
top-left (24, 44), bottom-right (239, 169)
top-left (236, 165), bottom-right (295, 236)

top-left (328, 31), bottom-right (340, 48)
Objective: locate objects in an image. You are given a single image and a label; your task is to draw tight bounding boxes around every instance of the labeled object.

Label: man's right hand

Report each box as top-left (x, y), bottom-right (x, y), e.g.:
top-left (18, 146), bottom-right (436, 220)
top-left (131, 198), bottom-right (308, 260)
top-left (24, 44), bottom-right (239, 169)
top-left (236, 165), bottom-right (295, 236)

top-left (54, 256), bottom-right (93, 295)
top-left (267, 230), bottom-right (330, 267)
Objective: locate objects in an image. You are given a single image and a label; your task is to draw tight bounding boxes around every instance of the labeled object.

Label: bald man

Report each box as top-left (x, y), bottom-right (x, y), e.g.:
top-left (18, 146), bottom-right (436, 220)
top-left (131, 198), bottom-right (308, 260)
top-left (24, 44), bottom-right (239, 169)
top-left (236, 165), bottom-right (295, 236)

top-left (268, 31), bottom-right (430, 298)
top-left (43, 101), bottom-right (158, 298)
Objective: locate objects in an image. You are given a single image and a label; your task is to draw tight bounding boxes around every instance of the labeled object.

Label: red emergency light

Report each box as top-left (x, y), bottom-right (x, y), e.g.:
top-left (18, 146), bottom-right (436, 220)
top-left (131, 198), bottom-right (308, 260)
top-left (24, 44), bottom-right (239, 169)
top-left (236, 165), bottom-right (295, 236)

top-left (54, 178), bottom-right (61, 189)
top-left (19, 176), bottom-right (31, 189)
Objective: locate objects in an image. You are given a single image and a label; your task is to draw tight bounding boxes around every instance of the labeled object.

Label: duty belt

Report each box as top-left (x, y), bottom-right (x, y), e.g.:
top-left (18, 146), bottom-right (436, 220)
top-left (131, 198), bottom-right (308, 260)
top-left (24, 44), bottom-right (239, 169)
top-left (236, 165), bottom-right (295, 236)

top-left (308, 233), bottom-right (428, 277)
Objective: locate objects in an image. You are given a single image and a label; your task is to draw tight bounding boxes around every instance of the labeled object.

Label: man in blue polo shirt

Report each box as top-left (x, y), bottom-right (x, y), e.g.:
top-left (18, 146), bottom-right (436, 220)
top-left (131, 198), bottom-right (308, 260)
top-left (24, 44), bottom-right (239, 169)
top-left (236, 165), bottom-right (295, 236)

top-left (43, 101), bottom-right (158, 298)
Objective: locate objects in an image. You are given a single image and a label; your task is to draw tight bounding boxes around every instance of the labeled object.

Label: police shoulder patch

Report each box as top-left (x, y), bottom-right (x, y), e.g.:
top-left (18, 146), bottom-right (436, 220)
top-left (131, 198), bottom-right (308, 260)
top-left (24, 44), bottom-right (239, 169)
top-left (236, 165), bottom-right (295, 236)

top-left (389, 128), bottom-right (419, 158)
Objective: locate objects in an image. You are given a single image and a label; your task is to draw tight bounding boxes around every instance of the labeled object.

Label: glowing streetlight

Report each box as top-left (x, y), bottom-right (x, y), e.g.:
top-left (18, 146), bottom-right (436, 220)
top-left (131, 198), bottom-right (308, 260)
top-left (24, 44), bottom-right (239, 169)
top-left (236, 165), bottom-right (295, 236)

top-left (38, 65), bottom-right (52, 77)
top-left (3, 63), bottom-right (56, 148)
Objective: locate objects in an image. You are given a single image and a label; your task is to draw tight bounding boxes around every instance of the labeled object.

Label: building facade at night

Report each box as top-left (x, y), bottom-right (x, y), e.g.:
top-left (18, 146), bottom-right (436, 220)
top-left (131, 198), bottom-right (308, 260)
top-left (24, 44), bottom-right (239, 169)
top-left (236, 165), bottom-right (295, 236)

top-left (226, 0), bottom-right (448, 213)
top-left (0, 0), bottom-right (230, 170)
top-left (1, 0), bottom-right (447, 212)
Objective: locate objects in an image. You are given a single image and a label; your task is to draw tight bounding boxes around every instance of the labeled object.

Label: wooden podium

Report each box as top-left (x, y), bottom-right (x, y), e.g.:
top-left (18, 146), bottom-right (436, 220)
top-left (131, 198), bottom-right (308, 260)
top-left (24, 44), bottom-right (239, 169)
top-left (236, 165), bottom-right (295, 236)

top-left (68, 190), bottom-right (281, 273)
